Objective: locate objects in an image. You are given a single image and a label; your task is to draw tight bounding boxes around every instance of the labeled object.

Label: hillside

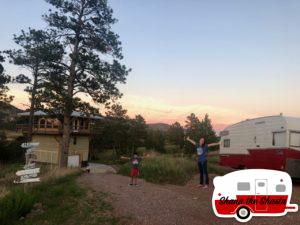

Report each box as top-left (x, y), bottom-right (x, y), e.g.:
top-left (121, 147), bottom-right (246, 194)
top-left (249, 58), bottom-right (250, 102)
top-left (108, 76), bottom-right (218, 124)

top-left (148, 123), bottom-right (170, 131)
top-left (0, 102), bottom-right (23, 124)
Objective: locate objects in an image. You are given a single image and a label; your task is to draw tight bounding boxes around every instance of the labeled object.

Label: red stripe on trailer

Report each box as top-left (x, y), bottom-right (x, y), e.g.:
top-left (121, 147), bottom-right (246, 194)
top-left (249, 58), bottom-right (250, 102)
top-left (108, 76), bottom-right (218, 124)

top-left (214, 195), bottom-right (289, 215)
top-left (219, 148), bottom-right (300, 170)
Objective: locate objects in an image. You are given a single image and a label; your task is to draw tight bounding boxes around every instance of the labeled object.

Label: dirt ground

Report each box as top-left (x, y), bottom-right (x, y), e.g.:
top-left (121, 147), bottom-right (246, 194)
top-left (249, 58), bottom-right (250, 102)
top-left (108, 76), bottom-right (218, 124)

top-left (78, 173), bottom-right (300, 225)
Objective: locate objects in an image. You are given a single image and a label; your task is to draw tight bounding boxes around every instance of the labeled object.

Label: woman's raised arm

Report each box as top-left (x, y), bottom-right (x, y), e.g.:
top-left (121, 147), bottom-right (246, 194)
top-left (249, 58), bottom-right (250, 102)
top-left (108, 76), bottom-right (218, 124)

top-left (186, 137), bottom-right (196, 145)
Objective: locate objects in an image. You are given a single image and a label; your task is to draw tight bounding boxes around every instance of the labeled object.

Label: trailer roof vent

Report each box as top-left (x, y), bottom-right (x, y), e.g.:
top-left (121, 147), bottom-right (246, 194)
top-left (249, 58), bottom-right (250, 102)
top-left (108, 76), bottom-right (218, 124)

top-left (255, 121), bottom-right (266, 125)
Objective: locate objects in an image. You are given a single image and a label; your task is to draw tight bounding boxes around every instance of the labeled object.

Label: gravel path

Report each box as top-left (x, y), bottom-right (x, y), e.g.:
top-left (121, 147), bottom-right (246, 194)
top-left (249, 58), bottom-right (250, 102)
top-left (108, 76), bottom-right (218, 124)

top-left (78, 173), bottom-right (300, 225)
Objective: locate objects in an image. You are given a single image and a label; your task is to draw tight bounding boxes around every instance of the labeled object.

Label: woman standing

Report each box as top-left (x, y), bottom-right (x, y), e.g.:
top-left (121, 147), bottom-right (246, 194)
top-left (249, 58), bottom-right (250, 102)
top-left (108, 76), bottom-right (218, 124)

top-left (186, 137), bottom-right (219, 188)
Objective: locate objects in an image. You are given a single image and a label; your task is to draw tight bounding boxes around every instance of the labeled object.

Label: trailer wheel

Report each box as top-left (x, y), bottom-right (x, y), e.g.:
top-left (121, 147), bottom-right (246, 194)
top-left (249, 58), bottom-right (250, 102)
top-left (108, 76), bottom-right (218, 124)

top-left (236, 206), bottom-right (251, 221)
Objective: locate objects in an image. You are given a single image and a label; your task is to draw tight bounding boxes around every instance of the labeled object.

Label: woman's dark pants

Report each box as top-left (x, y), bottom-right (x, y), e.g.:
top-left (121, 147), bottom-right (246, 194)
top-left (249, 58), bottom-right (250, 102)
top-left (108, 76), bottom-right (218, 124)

top-left (198, 160), bottom-right (209, 185)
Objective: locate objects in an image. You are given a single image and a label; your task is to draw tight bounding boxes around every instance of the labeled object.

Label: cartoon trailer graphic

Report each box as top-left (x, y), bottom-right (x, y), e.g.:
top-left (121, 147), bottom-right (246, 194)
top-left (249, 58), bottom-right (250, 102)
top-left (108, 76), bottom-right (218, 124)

top-left (212, 169), bottom-right (298, 223)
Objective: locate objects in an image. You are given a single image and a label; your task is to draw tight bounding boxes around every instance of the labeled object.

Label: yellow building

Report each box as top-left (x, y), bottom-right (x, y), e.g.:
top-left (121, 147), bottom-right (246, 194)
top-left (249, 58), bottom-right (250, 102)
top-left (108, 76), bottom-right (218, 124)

top-left (17, 110), bottom-right (101, 166)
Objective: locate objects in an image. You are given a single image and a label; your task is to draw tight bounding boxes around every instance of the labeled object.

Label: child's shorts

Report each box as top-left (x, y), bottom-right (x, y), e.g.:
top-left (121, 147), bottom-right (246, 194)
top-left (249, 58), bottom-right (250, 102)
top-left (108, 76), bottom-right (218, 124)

top-left (130, 168), bottom-right (139, 177)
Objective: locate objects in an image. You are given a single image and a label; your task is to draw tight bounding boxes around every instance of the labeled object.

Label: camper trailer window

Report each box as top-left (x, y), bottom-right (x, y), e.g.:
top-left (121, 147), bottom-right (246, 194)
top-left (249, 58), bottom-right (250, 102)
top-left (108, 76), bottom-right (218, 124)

top-left (272, 131), bottom-right (286, 147)
top-left (223, 139), bottom-right (230, 148)
top-left (276, 184), bottom-right (286, 192)
top-left (258, 182), bottom-right (265, 187)
top-left (237, 182), bottom-right (250, 191)
top-left (290, 132), bottom-right (300, 147)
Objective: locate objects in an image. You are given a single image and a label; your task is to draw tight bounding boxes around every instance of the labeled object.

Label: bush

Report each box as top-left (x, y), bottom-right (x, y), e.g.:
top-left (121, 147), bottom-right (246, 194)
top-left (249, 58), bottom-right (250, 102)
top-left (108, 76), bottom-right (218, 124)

top-left (164, 144), bottom-right (183, 154)
top-left (0, 134), bottom-right (26, 163)
top-left (0, 188), bottom-right (36, 225)
top-left (118, 155), bottom-right (198, 185)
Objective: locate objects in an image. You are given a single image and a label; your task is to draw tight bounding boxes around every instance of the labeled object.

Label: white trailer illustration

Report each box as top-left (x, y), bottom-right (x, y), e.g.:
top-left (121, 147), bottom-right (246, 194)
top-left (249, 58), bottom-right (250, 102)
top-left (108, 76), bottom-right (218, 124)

top-left (212, 169), bottom-right (298, 222)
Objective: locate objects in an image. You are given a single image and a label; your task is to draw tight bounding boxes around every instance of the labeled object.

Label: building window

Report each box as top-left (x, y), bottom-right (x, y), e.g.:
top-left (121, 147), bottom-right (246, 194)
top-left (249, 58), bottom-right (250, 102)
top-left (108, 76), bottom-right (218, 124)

top-left (272, 131), bottom-right (286, 147)
top-left (84, 121), bottom-right (89, 130)
top-left (290, 132), bottom-right (300, 147)
top-left (39, 119), bottom-right (46, 128)
top-left (73, 136), bottom-right (77, 145)
top-left (53, 120), bottom-right (59, 129)
top-left (223, 139), bottom-right (230, 148)
top-left (237, 182), bottom-right (250, 191)
top-left (74, 119), bottom-right (78, 130)
top-left (80, 120), bottom-right (84, 129)
top-left (46, 120), bottom-right (52, 128)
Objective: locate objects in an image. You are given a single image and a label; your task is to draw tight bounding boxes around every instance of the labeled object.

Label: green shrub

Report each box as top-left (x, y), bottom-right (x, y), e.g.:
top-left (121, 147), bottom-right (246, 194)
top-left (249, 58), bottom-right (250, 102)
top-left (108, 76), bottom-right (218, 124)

top-left (118, 155), bottom-right (198, 185)
top-left (164, 144), bottom-right (182, 154)
top-left (0, 135), bottom-right (26, 163)
top-left (0, 188), bottom-right (35, 225)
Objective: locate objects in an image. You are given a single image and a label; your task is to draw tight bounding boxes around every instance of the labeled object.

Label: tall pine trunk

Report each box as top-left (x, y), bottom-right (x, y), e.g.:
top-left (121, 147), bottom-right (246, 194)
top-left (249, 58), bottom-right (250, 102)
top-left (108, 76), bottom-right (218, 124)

top-left (60, 112), bottom-right (71, 167)
top-left (59, 73), bottom-right (75, 167)
top-left (59, 33), bottom-right (79, 167)
top-left (28, 69), bottom-right (38, 142)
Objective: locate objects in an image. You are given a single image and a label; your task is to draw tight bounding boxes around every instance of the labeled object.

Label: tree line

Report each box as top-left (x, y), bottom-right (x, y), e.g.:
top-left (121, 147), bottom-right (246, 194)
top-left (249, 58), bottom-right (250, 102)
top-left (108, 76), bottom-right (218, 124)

top-left (91, 103), bottom-right (218, 158)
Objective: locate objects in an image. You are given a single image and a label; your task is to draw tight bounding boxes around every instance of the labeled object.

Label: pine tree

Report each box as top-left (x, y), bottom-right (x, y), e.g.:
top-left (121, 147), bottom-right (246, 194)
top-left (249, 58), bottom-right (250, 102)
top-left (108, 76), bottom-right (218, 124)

top-left (42, 0), bottom-right (130, 167)
top-left (0, 54), bottom-right (13, 104)
top-left (5, 29), bottom-right (63, 140)
top-left (167, 121), bottom-right (184, 149)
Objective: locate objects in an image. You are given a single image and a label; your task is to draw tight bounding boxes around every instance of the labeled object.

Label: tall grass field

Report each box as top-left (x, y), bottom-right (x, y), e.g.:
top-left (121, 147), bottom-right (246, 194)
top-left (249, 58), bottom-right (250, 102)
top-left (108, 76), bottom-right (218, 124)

top-left (118, 155), bottom-right (198, 185)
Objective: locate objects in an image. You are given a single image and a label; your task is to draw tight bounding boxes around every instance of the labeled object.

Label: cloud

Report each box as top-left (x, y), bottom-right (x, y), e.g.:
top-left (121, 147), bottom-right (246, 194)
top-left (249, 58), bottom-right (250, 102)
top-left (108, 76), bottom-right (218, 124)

top-left (120, 94), bottom-right (256, 130)
top-left (9, 88), bottom-right (256, 131)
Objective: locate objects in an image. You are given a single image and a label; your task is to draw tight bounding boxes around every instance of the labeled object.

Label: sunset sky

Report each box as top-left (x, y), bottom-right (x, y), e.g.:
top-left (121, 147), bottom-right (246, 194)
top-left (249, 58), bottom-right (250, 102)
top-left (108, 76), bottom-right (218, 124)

top-left (1, 0), bottom-right (300, 130)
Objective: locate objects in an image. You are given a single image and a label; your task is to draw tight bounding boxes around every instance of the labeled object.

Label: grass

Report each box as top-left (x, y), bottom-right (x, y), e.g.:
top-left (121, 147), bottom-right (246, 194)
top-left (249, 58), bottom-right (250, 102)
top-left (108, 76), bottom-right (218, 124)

top-left (95, 148), bottom-right (230, 185)
top-left (118, 153), bottom-right (231, 185)
top-left (0, 188), bottom-right (35, 225)
top-left (91, 149), bottom-right (128, 165)
top-left (0, 163), bottom-right (23, 198)
top-left (0, 167), bottom-right (120, 225)
top-left (118, 154), bottom-right (198, 185)
top-left (15, 172), bottom-right (120, 225)
top-left (207, 155), bottom-right (219, 164)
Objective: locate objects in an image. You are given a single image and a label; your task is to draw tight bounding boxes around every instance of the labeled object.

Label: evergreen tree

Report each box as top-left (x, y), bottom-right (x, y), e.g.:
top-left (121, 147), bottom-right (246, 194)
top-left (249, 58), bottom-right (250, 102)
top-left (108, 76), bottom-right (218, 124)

top-left (0, 54), bottom-right (13, 104)
top-left (185, 113), bottom-right (218, 153)
top-left (42, 0), bottom-right (130, 167)
top-left (167, 121), bottom-right (184, 149)
top-left (127, 115), bottom-right (147, 152)
top-left (5, 29), bottom-right (63, 140)
top-left (145, 129), bottom-right (165, 153)
top-left (0, 54), bottom-right (13, 127)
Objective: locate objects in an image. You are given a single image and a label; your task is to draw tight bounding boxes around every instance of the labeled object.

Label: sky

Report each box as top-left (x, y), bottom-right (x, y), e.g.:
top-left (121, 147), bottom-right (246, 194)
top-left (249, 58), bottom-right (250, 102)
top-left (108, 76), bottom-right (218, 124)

top-left (1, 0), bottom-right (300, 130)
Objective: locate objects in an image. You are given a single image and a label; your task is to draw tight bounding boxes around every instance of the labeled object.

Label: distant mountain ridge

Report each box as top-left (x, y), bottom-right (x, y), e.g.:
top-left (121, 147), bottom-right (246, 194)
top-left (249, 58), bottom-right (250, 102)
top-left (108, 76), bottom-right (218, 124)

top-left (148, 123), bottom-right (170, 131)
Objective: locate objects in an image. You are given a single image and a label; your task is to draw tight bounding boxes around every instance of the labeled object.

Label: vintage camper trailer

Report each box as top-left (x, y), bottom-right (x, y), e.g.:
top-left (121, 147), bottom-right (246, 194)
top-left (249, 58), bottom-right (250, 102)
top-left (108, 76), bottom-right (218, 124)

top-left (17, 110), bottom-right (101, 166)
top-left (212, 169), bottom-right (298, 222)
top-left (219, 115), bottom-right (300, 177)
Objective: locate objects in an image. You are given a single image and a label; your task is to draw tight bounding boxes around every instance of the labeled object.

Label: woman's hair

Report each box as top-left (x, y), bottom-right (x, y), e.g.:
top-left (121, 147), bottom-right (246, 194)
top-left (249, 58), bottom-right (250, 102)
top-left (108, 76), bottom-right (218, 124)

top-left (200, 138), bottom-right (206, 147)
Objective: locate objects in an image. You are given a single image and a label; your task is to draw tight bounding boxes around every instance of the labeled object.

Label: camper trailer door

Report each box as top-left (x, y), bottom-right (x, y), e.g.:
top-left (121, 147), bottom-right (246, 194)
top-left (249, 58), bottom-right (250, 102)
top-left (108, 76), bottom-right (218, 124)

top-left (255, 179), bottom-right (268, 211)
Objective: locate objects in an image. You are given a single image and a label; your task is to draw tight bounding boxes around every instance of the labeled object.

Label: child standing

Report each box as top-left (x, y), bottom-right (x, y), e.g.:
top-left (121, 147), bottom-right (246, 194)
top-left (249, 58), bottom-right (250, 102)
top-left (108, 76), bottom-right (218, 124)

top-left (130, 152), bottom-right (142, 186)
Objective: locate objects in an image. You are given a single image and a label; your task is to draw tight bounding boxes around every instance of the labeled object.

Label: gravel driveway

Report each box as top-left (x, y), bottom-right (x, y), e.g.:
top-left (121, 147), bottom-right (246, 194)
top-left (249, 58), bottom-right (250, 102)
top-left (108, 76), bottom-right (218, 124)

top-left (78, 173), bottom-right (300, 225)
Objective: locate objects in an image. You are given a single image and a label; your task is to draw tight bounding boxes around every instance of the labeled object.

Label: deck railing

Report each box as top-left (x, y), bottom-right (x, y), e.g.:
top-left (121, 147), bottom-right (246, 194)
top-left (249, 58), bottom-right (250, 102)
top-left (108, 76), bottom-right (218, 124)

top-left (33, 150), bottom-right (59, 164)
top-left (16, 124), bottom-right (90, 135)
